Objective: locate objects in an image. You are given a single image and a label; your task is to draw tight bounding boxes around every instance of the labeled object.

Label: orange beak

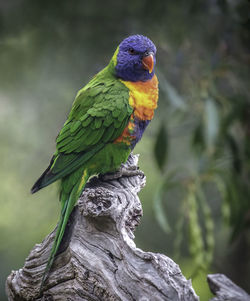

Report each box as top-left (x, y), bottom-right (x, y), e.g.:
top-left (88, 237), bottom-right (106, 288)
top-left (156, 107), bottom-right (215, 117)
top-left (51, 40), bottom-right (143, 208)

top-left (142, 53), bottom-right (154, 73)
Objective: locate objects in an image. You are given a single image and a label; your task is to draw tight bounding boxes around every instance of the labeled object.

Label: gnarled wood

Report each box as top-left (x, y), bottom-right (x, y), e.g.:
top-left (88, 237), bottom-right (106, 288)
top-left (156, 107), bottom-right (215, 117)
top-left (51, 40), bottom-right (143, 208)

top-left (208, 274), bottom-right (250, 301)
top-left (6, 154), bottom-right (199, 301)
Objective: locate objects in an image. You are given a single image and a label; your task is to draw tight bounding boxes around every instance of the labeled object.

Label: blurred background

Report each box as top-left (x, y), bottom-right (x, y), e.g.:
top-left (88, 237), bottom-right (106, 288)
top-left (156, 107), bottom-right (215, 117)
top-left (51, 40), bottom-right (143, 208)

top-left (0, 0), bottom-right (249, 300)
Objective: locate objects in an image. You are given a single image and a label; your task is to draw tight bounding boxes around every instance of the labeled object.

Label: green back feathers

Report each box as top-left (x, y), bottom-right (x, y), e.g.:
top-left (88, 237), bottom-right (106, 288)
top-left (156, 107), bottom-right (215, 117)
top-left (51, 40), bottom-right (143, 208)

top-left (31, 65), bottom-right (132, 193)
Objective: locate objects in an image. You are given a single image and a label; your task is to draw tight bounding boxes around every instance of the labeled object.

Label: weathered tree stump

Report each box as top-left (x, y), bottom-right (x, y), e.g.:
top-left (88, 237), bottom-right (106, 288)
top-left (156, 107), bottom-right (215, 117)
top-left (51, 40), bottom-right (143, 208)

top-left (6, 154), bottom-right (199, 300)
top-left (208, 274), bottom-right (250, 301)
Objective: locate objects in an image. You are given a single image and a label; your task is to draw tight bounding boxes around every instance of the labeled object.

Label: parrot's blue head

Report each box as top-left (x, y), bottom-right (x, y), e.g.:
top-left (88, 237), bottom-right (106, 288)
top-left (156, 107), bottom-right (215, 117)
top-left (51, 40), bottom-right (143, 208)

top-left (114, 35), bottom-right (156, 82)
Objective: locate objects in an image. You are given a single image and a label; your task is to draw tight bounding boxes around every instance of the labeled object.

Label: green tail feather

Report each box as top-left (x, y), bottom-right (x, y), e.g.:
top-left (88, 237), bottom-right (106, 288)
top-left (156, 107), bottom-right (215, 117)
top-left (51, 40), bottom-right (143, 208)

top-left (39, 202), bottom-right (67, 292)
top-left (39, 170), bottom-right (89, 294)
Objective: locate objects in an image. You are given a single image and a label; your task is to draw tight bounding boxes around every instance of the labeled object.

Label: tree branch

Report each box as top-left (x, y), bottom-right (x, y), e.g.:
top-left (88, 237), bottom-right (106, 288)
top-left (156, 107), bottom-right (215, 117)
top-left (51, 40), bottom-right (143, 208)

top-left (208, 274), bottom-right (250, 301)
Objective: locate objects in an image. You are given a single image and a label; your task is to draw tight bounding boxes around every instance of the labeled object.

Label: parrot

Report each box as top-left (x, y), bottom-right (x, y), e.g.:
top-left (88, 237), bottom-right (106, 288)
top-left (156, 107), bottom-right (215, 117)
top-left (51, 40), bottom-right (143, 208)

top-left (31, 34), bottom-right (158, 291)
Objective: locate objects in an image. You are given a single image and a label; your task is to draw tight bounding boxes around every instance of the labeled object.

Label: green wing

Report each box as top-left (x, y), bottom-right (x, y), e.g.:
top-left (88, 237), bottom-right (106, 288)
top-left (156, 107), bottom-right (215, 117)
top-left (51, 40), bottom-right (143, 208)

top-left (31, 75), bottom-right (132, 193)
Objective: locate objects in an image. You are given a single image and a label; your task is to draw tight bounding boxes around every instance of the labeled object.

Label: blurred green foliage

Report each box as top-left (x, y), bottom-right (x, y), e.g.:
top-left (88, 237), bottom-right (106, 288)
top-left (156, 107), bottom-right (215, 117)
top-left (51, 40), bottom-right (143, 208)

top-left (0, 0), bottom-right (249, 300)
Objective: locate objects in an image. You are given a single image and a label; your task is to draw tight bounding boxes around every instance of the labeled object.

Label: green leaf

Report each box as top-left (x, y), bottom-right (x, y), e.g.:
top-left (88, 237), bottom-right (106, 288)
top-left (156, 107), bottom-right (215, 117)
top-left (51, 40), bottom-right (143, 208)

top-left (196, 183), bottom-right (214, 267)
top-left (204, 98), bottom-right (219, 152)
top-left (212, 175), bottom-right (230, 224)
top-left (157, 69), bottom-right (186, 109)
top-left (192, 121), bottom-right (205, 154)
top-left (173, 203), bottom-right (185, 260)
top-left (226, 134), bottom-right (241, 173)
top-left (154, 122), bottom-right (168, 172)
top-left (153, 182), bottom-right (171, 234)
top-left (186, 185), bottom-right (205, 269)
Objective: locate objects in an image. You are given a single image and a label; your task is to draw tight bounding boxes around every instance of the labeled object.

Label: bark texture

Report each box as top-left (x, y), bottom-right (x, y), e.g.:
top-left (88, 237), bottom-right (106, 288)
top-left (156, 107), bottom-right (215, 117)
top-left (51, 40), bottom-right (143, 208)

top-left (208, 273), bottom-right (250, 301)
top-left (6, 154), bottom-right (199, 301)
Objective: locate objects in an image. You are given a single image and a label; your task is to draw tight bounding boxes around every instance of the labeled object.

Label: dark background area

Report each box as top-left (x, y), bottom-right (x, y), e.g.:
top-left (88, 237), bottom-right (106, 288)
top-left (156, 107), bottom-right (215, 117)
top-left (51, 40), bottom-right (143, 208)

top-left (0, 0), bottom-right (249, 300)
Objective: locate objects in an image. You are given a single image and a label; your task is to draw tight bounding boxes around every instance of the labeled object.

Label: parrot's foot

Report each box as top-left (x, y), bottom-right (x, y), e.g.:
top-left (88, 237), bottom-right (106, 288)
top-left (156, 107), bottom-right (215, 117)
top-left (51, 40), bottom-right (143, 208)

top-left (100, 166), bottom-right (143, 181)
top-left (99, 154), bottom-right (144, 181)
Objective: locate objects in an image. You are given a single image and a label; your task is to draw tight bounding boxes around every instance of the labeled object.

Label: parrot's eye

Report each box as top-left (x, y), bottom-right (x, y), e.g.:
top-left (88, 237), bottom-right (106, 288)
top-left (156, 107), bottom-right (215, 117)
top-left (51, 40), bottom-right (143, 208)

top-left (128, 48), bottom-right (136, 55)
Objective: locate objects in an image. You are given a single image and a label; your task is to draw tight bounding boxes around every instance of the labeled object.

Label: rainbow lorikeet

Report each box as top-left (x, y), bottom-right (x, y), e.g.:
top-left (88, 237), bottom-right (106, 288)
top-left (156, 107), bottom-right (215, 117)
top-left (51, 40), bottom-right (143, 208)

top-left (31, 34), bottom-right (158, 289)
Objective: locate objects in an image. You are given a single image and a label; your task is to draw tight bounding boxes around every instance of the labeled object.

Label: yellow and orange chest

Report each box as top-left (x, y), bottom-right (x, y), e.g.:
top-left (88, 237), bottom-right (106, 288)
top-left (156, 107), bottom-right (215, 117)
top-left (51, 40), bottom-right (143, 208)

top-left (121, 74), bottom-right (159, 121)
top-left (114, 75), bottom-right (158, 147)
